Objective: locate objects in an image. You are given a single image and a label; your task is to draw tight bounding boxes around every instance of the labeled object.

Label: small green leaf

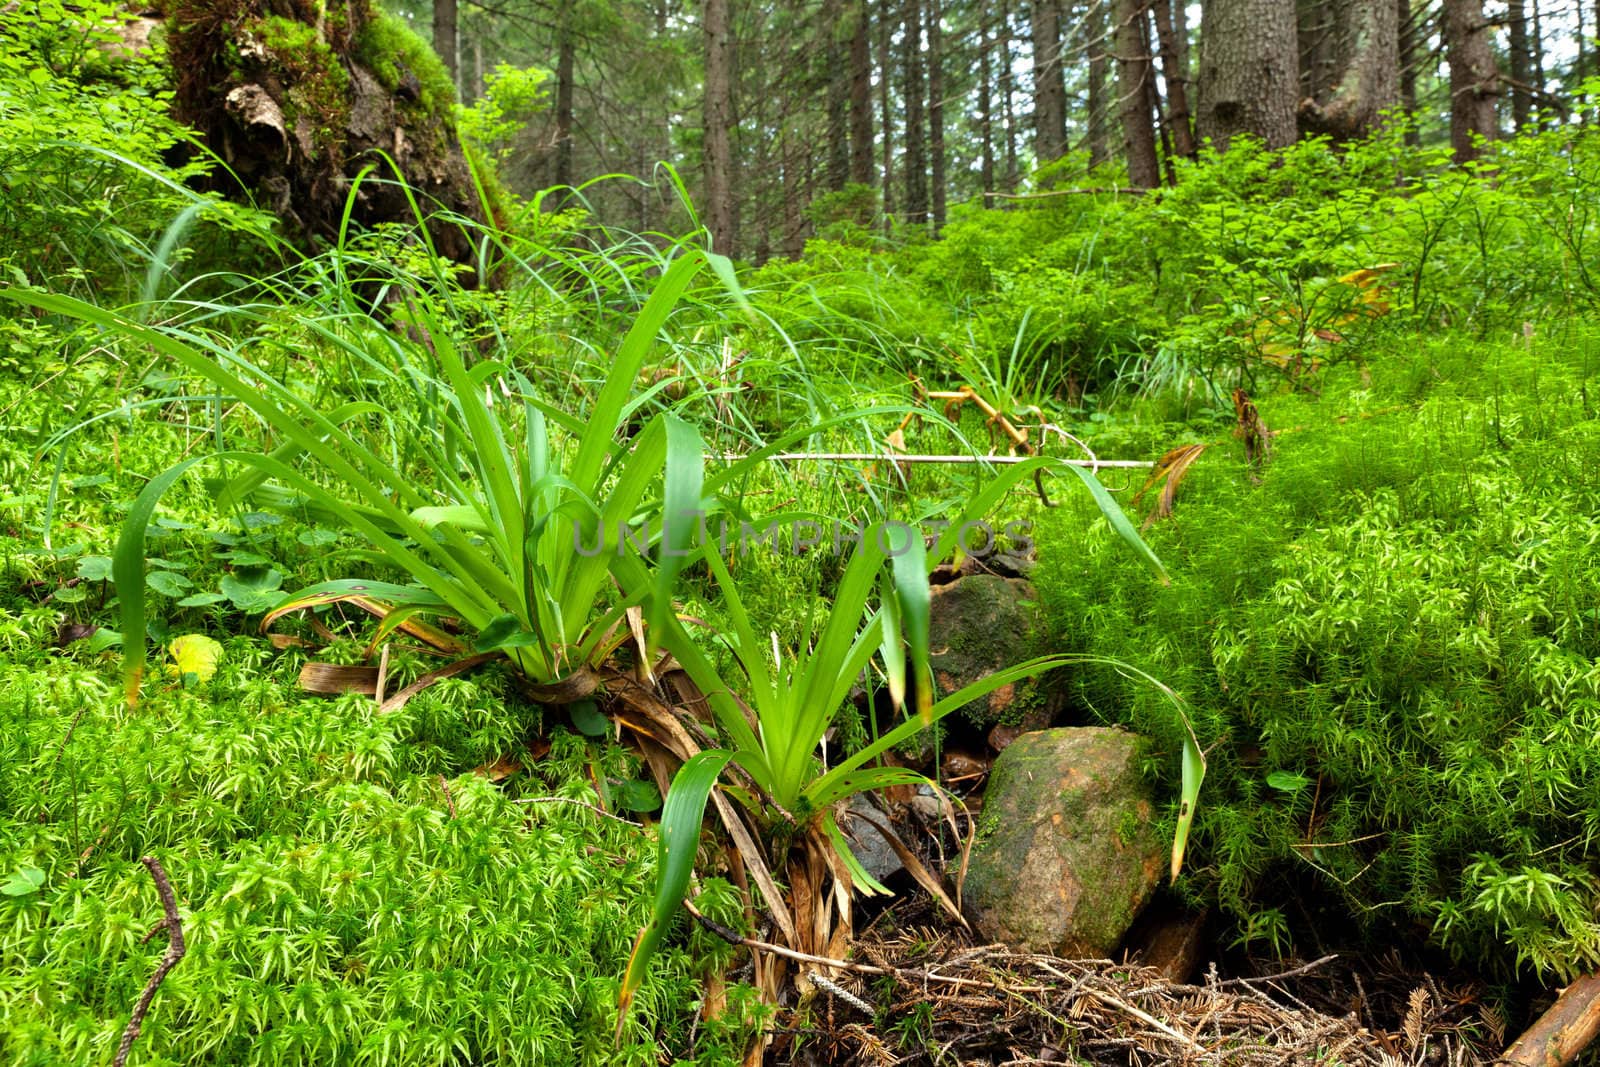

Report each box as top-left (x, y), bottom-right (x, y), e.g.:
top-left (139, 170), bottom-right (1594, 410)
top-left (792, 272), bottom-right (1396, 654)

top-left (616, 779), bottom-right (662, 813)
top-left (87, 629), bottom-right (123, 653)
top-left (76, 556), bottom-right (113, 582)
top-left (220, 569), bottom-right (284, 612)
top-left (569, 699), bottom-right (609, 737)
top-left (176, 592), bottom-right (228, 608)
top-left (146, 569), bottom-right (193, 597)
top-left (1266, 770), bottom-right (1312, 794)
top-left (476, 613), bottom-right (538, 652)
top-left (1, 867), bottom-right (45, 897)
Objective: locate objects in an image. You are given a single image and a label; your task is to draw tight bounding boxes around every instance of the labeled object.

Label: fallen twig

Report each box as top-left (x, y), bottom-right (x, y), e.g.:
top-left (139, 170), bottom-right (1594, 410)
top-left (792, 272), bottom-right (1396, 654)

top-left (114, 857), bottom-right (186, 1067)
top-left (1503, 974), bottom-right (1600, 1067)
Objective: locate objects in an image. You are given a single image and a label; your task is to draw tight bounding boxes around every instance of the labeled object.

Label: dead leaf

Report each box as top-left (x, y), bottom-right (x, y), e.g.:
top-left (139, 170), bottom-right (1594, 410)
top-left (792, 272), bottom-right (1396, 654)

top-left (298, 662), bottom-right (378, 697)
top-left (473, 754), bottom-right (523, 782)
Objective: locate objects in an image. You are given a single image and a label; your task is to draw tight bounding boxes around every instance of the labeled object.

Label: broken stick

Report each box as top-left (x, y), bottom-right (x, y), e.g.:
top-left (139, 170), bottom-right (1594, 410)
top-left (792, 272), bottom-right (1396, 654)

top-left (1503, 975), bottom-right (1600, 1067)
top-left (113, 857), bottom-right (187, 1067)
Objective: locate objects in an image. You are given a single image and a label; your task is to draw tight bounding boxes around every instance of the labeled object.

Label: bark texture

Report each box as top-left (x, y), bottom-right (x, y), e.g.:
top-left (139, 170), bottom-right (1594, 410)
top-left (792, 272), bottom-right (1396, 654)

top-left (1508, 0), bottom-right (1533, 130)
top-left (1084, 0), bottom-right (1110, 166)
top-left (1297, 0), bottom-right (1400, 140)
top-left (168, 0), bottom-right (486, 263)
top-left (928, 0), bottom-right (946, 228)
top-left (1152, 0), bottom-right (1195, 158)
top-left (1116, 0), bottom-right (1160, 186)
top-left (1195, 0), bottom-right (1300, 150)
top-left (1442, 0), bottom-right (1498, 162)
top-left (902, 0), bottom-right (929, 224)
top-left (849, 0), bottom-right (875, 185)
top-left (703, 0), bottom-right (735, 254)
top-left (1030, 0), bottom-right (1067, 163)
top-left (432, 0), bottom-right (457, 91)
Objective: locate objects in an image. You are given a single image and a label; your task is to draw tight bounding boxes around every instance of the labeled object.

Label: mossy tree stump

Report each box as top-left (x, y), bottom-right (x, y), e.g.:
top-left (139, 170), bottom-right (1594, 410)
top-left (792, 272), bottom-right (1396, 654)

top-left (166, 0), bottom-right (487, 262)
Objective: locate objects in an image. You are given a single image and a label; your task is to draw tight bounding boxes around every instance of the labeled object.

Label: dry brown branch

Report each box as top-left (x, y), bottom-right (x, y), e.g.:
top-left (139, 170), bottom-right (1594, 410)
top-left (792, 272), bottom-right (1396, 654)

top-left (1502, 975), bottom-right (1600, 1067)
top-left (114, 857), bottom-right (186, 1067)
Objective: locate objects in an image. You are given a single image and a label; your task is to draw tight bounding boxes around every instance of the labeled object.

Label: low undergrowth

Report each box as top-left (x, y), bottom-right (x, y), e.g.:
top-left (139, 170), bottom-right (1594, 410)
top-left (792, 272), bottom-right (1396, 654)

top-left (1034, 329), bottom-right (1600, 980)
top-left (0, 612), bottom-right (759, 1065)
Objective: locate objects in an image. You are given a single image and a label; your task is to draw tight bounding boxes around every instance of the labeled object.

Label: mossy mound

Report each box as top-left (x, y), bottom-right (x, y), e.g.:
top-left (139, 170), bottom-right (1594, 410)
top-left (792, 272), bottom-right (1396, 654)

top-left (166, 0), bottom-right (486, 262)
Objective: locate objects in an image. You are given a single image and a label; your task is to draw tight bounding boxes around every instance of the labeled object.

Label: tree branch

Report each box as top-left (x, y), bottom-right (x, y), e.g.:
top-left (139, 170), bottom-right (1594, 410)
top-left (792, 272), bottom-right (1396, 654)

top-left (114, 857), bottom-right (186, 1067)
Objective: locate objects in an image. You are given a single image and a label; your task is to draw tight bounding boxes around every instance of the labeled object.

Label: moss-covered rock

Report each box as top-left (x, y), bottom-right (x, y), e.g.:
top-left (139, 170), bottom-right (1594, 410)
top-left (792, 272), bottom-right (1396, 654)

top-left (166, 0), bottom-right (487, 262)
top-left (928, 574), bottom-right (1065, 733)
top-left (964, 727), bottom-right (1165, 957)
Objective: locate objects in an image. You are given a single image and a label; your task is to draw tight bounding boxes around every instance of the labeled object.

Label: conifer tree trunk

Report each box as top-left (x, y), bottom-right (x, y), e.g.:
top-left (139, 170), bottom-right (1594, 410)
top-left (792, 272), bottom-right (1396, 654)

top-left (1000, 0), bottom-right (1021, 188)
top-left (433, 0), bottom-right (458, 91)
top-left (1442, 0), bottom-right (1498, 161)
top-left (555, 8), bottom-right (575, 189)
top-left (825, 0), bottom-right (851, 189)
top-left (1152, 0), bottom-right (1195, 158)
top-left (1116, 0), bottom-right (1160, 186)
top-left (1509, 0), bottom-right (1532, 129)
top-left (878, 0), bottom-right (897, 222)
top-left (903, 0), bottom-right (929, 224)
top-left (849, 0), bottom-right (875, 185)
top-left (1398, 0), bottom-right (1419, 141)
top-left (1195, 0), bottom-right (1299, 150)
top-left (929, 0), bottom-right (946, 229)
top-left (1296, 0), bottom-right (1399, 139)
top-left (703, 0), bottom-right (736, 254)
top-left (979, 6), bottom-right (997, 195)
top-left (1030, 0), bottom-right (1068, 162)
top-left (1085, 0), bottom-right (1109, 166)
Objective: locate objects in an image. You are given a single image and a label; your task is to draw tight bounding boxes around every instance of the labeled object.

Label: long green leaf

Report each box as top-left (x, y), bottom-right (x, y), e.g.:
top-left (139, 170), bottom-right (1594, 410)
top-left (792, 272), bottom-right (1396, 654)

top-left (617, 749), bottom-right (734, 1042)
top-left (1057, 462), bottom-right (1170, 584)
top-left (114, 456), bottom-right (209, 705)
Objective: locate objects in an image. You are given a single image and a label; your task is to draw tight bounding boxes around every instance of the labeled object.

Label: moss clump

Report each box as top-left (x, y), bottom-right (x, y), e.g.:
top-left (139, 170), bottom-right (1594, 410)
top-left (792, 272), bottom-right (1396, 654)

top-left (245, 14), bottom-right (350, 146)
top-left (353, 10), bottom-right (456, 117)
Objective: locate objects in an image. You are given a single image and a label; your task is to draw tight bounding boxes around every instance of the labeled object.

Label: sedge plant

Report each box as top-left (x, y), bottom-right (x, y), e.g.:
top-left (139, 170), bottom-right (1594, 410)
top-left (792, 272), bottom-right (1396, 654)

top-left (618, 459), bottom-right (1205, 1029)
top-left (1, 250), bottom-right (726, 701)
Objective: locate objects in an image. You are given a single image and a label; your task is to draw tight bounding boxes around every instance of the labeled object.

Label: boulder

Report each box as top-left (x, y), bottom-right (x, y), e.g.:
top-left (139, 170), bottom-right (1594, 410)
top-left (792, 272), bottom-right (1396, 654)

top-left (928, 574), bottom-right (1063, 734)
top-left (964, 727), bottom-right (1165, 958)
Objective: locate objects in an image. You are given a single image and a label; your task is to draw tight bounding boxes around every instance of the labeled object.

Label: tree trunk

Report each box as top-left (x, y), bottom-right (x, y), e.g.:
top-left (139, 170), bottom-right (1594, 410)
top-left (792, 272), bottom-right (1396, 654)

top-left (1507, 0), bottom-right (1531, 129)
top-left (878, 0), bottom-right (897, 222)
top-left (1030, 0), bottom-right (1068, 162)
top-left (167, 0), bottom-right (486, 263)
top-left (1398, 0), bottom-right (1419, 142)
top-left (850, 0), bottom-right (875, 185)
top-left (1195, 0), bottom-right (1300, 150)
top-left (433, 0), bottom-right (458, 93)
top-left (1297, 0), bottom-right (1400, 139)
top-left (979, 6), bottom-right (997, 194)
top-left (824, 0), bottom-right (851, 190)
top-left (554, 8), bottom-right (575, 189)
top-left (1000, 0), bottom-right (1021, 188)
top-left (1442, 0), bottom-right (1498, 161)
top-left (782, 130), bottom-right (806, 256)
top-left (928, 0), bottom-right (946, 229)
top-left (1152, 0), bottom-right (1195, 157)
top-left (1117, 0), bottom-right (1161, 186)
top-left (903, 0), bottom-right (929, 225)
top-left (704, 0), bottom-right (736, 254)
top-left (1085, 0), bottom-right (1111, 165)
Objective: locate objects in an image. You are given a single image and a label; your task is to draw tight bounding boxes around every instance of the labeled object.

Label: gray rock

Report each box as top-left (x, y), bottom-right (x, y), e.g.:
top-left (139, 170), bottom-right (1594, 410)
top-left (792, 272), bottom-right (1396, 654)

top-left (841, 795), bottom-right (903, 885)
top-left (964, 727), bottom-right (1166, 958)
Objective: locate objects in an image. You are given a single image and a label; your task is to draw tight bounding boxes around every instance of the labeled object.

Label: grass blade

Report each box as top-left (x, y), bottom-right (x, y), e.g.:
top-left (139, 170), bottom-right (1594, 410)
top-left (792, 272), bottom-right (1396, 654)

top-left (617, 748), bottom-right (734, 1042)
